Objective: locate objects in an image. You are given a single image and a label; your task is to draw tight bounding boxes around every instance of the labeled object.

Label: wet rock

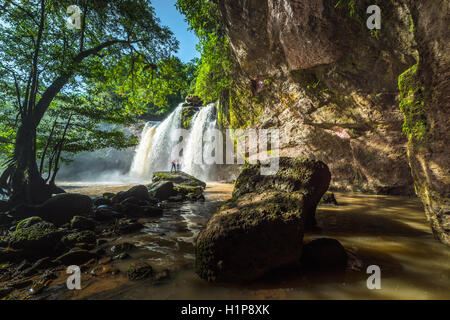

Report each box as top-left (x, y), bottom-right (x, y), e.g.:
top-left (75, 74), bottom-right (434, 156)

top-left (320, 192), bottom-right (338, 205)
top-left (149, 181), bottom-right (175, 201)
top-left (70, 216), bottom-right (96, 231)
top-left (93, 197), bottom-right (112, 207)
top-left (120, 196), bottom-right (149, 207)
top-left (142, 206), bottom-right (163, 218)
top-left (103, 192), bottom-right (115, 200)
top-left (119, 201), bottom-right (163, 218)
top-left (152, 171), bottom-right (206, 188)
top-left (38, 193), bottom-right (93, 226)
top-left (301, 238), bottom-right (348, 271)
top-left (185, 95), bottom-right (203, 107)
top-left (9, 218), bottom-right (64, 258)
top-left (55, 248), bottom-right (97, 265)
top-left (61, 230), bottom-right (96, 247)
top-left (175, 185), bottom-right (203, 197)
top-left (116, 221), bottom-right (144, 235)
top-left (127, 262), bottom-right (153, 280)
top-left (93, 206), bottom-right (120, 221)
top-left (168, 194), bottom-right (184, 202)
top-left (110, 242), bottom-right (135, 254)
top-left (195, 157), bottom-right (331, 283)
top-left (90, 264), bottom-right (119, 276)
top-left (112, 185), bottom-right (150, 204)
top-left (112, 252), bottom-right (130, 260)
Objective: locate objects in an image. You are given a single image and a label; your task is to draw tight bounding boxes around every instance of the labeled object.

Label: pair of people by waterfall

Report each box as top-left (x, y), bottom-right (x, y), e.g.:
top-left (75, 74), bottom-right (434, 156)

top-left (171, 158), bottom-right (181, 173)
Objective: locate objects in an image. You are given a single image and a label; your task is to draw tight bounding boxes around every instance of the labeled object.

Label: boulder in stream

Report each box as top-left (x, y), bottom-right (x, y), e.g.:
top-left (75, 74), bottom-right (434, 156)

top-left (152, 171), bottom-right (206, 188)
top-left (112, 185), bottom-right (150, 204)
top-left (149, 181), bottom-right (175, 201)
top-left (301, 238), bottom-right (348, 271)
top-left (195, 157), bottom-right (331, 283)
top-left (37, 193), bottom-right (92, 226)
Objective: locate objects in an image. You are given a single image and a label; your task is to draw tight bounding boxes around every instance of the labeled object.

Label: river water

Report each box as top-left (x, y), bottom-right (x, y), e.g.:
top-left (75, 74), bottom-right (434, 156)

top-left (51, 183), bottom-right (449, 300)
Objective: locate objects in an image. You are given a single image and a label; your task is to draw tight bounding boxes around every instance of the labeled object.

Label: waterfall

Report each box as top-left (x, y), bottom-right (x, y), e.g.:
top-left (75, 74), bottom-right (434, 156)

top-left (129, 103), bottom-right (218, 181)
top-left (182, 104), bottom-right (217, 181)
top-left (129, 122), bottom-right (157, 178)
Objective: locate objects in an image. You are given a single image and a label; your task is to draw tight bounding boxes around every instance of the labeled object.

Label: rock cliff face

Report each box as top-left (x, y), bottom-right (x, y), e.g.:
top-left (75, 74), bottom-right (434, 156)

top-left (216, 0), bottom-right (449, 244)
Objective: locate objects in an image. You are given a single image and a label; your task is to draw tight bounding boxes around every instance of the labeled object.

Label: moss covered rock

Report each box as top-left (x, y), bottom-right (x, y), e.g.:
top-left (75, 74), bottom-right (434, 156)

top-left (233, 157), bottom-right (331, 227)
top-left (196, 191), bottom-right (305, 283)
top-left (10, 218), bottom-right (64, 257)
top-left (61, 230), bottom-right (96, 247)
top-left (15, 216), bottom-right (42, 230)
top-left (181, 106), bottom-right (199, 130)
top-left (152, 171), bottom-right (206, 188)
top-left (196, 157), bottom-right (331, 283)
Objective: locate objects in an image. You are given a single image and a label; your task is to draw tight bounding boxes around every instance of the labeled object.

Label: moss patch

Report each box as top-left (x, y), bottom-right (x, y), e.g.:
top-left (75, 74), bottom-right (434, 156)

top-left (16, 216), bottom-right (42, 231)
top-left (181, 107), bottom-right (198, 130)
top-left (152, 171), bottom-right (206, 188)
top-left (398, 63), bottom-right (426, 143)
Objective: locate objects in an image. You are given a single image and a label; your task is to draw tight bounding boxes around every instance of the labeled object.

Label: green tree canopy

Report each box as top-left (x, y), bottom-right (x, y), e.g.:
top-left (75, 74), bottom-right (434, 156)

top-left (0, 0), bottom-right (180, 204)
top-left (176, 0), bottom-right (232, 103)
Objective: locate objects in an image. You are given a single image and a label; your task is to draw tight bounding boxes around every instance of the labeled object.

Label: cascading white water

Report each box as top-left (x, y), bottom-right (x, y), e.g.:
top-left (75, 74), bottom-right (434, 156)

top-left (182, 103), bottom-right (217, 181)
top-left (129, 122), bottom-right (157, 178)
top-left (129, 103), bottom-right (218, 181)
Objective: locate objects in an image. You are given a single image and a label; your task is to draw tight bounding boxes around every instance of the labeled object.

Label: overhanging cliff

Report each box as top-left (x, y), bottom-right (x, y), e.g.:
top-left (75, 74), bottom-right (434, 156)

top-left (216, 0), bottom-right (449, 245)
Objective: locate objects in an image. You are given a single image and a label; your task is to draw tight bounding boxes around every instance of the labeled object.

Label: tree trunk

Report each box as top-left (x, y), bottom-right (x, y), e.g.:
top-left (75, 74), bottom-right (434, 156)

top-left (9, 117), bottom-right (51, 206)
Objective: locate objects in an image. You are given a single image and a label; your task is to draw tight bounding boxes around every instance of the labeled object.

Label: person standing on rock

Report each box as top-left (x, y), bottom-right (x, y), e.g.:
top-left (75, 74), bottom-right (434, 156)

top-left (176, 158), bottom-right (181, 172)
top-left (171, 159), bottom-right (176, 173)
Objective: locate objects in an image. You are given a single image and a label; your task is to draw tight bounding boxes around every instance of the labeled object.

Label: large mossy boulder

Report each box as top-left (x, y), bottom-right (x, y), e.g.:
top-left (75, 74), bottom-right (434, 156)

top-left (196, 191), bottom-right (306, 283)
top-left (195, 157), bottom-right (331, 283)
top-left (233, 157), bottom-right (331, 227)
top-left (152, 171), bottom-right (206, 188)
top-left (9, 217), bottom-right (64, 258)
